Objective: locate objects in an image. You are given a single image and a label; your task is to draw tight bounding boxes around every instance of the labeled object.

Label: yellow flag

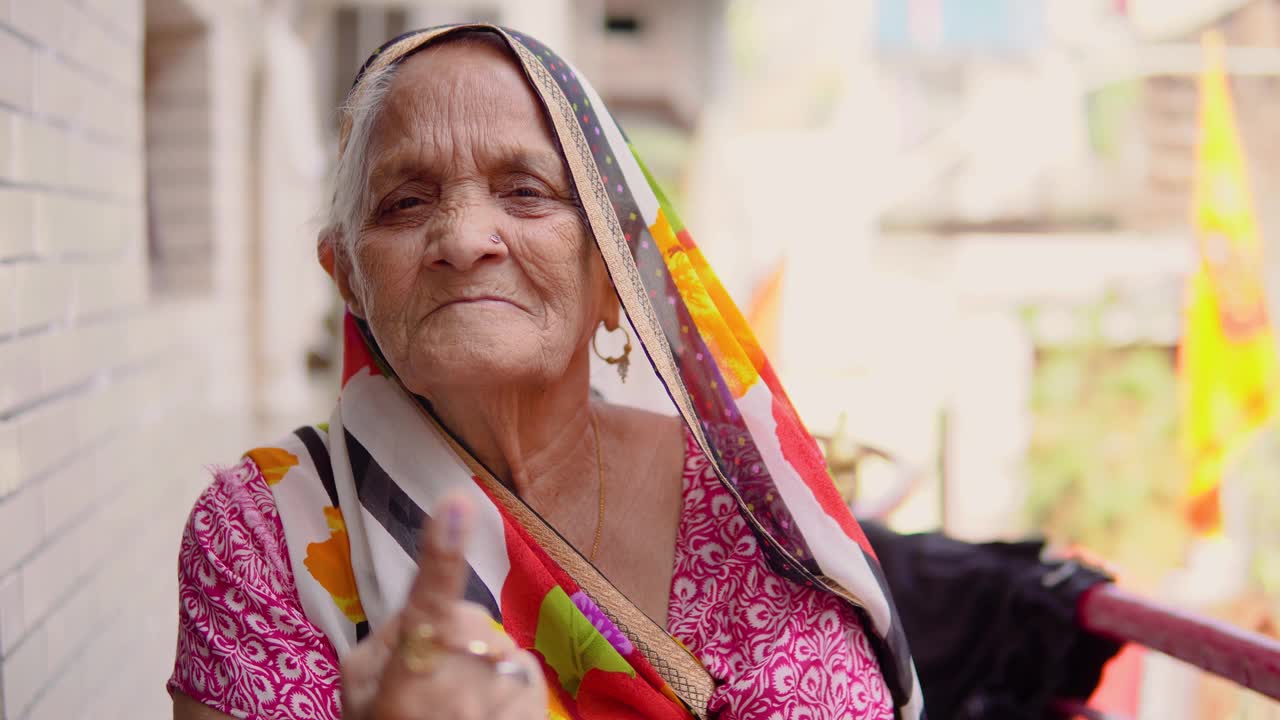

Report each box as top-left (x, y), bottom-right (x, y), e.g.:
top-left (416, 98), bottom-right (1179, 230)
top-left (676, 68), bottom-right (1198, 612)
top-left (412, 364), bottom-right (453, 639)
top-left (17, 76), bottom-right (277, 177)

top-left (1179, 31), bottom-right (1280, 536)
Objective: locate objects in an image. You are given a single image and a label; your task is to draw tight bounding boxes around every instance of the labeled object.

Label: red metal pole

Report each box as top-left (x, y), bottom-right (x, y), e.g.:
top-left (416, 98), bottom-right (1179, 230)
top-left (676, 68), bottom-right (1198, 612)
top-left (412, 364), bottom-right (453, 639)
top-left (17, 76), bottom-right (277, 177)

top-left (1078, 584), bottom-right (1280, 701)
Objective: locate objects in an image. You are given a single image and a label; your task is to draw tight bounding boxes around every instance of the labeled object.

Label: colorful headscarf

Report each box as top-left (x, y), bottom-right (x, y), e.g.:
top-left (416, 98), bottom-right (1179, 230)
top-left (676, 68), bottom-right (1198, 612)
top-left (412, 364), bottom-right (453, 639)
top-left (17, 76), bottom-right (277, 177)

top-left (260, 24), bottom-right (923, 720)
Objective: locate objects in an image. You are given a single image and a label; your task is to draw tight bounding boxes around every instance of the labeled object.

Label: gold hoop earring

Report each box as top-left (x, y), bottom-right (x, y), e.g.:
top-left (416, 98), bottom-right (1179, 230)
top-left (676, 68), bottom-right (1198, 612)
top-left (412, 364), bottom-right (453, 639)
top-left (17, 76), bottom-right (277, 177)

top-left (591, 323), bottom-right (632, 382)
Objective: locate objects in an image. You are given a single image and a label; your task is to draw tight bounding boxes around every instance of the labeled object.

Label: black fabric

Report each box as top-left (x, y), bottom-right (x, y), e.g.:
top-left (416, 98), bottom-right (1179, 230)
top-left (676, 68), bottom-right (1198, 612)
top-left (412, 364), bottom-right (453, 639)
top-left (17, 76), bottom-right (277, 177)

top-left (294, 426), bottom-right (338, 507)
top-left (343, 429), bottom-right (502, 620)
top-left (862, 523), bottom-right (1123, 720)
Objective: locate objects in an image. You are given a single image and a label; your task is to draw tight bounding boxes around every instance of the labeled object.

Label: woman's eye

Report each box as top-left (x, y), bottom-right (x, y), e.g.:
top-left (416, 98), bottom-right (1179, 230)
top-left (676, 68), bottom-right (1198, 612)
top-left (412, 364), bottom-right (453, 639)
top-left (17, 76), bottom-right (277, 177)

top-left (509, 187), bottom-right (545, 199)
top-left (389, 197), bottom-right (424, 212)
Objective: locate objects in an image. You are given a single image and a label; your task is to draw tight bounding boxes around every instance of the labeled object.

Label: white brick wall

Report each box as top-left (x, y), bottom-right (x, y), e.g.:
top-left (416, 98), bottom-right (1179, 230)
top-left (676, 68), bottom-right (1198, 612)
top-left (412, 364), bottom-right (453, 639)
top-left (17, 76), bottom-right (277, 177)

top-left (0, 1), bottom-right (261, 718)
top-left (0, 30), bottom-right (32, 109)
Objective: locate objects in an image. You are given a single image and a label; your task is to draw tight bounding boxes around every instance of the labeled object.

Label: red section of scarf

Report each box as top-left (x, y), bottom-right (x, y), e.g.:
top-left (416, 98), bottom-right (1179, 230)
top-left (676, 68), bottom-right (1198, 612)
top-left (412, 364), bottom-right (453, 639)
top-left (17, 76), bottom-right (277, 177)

top-left (341, 313), bottom-right (382, 387)
top-left (771, 392), bottom-right (877, 559)
top-left (488, 483), bottom-right (690, 720)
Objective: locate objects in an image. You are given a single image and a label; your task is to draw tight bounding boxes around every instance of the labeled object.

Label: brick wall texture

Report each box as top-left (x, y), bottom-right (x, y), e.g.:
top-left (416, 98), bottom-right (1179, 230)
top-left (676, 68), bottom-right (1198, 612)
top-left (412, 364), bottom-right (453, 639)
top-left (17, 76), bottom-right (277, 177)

top-left (0, 1), bottom-right (257, 718)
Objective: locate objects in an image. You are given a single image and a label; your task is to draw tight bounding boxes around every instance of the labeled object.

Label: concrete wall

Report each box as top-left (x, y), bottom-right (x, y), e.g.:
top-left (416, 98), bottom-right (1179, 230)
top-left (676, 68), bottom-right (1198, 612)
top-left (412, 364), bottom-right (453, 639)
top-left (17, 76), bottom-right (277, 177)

top-left (583, 0), bottom-right (717, 128)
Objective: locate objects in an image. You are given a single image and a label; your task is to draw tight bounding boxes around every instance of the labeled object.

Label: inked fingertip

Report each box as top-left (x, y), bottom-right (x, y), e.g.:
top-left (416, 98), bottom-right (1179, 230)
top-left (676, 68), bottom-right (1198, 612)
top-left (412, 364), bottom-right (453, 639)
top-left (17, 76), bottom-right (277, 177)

top-left (442, 502), bottom-right (466, 551)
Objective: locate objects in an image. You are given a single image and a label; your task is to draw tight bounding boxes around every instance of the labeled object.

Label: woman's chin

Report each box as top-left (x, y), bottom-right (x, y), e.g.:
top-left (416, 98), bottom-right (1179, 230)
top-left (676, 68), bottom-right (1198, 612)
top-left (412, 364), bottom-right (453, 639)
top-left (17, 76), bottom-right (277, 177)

top-left (404, 340), bottom-right (570, 392)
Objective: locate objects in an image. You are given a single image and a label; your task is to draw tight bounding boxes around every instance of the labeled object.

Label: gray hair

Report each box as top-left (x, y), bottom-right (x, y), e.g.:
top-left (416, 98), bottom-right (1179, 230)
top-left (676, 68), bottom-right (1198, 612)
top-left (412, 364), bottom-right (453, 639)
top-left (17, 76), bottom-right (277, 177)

top-left (327, 60), bottom-right (399, 293)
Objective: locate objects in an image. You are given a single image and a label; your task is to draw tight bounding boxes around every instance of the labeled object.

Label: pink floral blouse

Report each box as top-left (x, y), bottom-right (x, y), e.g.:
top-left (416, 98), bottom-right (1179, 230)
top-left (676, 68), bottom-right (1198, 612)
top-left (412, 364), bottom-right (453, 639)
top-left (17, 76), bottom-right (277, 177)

top-left (169, 433), bottom-right (894, 719)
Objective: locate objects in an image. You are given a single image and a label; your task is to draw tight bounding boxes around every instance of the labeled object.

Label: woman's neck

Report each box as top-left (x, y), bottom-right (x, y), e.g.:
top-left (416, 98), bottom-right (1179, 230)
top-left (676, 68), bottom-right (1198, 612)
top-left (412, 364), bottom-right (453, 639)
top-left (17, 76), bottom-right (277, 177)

top-left (425, 359), bottom-right (597, 498)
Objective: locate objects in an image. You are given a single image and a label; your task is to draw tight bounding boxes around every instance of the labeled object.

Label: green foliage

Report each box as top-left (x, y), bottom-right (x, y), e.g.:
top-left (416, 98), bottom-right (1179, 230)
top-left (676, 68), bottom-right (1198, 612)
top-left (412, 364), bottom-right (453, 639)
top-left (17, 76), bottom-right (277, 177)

top-left (1023, 300), bottom-right (1190, 585)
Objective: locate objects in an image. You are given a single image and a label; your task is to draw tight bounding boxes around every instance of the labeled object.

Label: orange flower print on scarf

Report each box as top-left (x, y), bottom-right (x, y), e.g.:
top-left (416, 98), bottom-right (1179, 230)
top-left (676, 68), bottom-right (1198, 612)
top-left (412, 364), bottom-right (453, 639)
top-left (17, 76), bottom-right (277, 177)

top-left (304, 507), bottom-right (367, 624)
top-left (650, 210), bottom-right (759, 398)
top-left (245, 447), bottom-right (299, 486)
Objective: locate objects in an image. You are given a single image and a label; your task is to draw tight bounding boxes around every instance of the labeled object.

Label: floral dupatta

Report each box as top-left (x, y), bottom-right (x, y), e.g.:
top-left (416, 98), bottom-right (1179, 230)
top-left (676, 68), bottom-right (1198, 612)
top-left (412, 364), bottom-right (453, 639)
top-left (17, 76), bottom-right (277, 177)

top-left (254, 24), bottom-right (924, 720)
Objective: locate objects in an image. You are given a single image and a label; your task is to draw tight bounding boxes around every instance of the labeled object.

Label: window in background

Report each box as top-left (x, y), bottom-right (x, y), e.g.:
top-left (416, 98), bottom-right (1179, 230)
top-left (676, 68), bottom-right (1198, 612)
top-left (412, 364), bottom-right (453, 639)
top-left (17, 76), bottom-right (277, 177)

top-left (143, 0), bottom-right (214, 297)
top-left (604, 13), bottom-right (643, 35)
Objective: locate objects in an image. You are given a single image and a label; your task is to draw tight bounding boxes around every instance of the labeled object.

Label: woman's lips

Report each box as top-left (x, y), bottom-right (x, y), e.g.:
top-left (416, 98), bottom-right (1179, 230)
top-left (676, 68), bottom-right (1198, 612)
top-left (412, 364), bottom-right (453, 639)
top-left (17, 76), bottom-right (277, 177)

top-left (429, 296), bottom-right (523, 316)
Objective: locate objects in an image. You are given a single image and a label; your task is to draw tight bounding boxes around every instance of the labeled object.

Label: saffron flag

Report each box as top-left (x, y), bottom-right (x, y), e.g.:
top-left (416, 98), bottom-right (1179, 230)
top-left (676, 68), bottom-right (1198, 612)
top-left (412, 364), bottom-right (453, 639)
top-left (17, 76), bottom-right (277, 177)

top-left (746, 258), bottom-right (787, 360)
top-left (1178, 31), bottom-right (1280, 535)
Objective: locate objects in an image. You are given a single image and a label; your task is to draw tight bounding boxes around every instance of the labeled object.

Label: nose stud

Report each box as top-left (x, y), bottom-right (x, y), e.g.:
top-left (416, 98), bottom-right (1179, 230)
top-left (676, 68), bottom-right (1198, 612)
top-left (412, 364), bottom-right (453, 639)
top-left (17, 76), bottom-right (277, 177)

top-left (489, 233), bottom-right (503, 245)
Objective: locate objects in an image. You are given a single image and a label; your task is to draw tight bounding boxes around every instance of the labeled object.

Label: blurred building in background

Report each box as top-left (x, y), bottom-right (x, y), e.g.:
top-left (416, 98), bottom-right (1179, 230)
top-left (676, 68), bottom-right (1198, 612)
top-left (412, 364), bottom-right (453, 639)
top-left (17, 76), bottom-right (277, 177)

top-left (0, 0), bottom-right (1277, 718)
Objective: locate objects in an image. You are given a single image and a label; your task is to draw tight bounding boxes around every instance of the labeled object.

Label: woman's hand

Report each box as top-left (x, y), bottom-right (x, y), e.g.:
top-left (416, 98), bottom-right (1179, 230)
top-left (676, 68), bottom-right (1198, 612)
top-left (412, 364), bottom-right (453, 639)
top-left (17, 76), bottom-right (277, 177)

top-left (341, 493), bottom-right (547, 720)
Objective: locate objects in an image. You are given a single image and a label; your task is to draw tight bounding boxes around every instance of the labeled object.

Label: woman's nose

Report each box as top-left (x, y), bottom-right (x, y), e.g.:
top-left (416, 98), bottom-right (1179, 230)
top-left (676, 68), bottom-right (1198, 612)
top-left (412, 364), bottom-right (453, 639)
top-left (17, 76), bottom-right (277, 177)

top-left (424, 200), bottom-right (508, 272)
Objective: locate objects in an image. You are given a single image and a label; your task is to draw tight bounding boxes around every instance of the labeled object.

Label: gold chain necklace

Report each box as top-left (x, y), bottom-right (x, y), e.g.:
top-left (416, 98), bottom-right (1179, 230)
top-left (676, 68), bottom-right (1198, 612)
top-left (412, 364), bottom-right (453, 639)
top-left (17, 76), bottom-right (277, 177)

top-left (588, 411), bottom-right (606, 563)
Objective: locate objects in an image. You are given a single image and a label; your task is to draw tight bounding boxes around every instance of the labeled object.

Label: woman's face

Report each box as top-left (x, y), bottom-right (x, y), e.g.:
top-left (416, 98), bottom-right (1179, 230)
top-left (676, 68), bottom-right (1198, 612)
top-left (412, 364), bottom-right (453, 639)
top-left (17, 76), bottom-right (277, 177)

top-left (346, 42), bottom-right (612, 395)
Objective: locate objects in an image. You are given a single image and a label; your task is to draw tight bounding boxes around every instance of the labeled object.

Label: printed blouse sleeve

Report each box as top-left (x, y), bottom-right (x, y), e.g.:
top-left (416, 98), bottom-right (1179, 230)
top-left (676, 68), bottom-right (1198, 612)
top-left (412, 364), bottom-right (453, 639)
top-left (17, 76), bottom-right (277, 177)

top-left (168, 458), bottom-right (343, 720)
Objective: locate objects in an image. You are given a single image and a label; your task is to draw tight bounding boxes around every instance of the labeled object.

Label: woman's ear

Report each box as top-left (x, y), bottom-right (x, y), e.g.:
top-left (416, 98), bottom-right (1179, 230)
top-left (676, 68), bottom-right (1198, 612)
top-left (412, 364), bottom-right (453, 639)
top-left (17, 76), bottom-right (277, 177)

top-left (318, 226), bottom-right (367, 318)
top-left (601, 292), bottom-right (622, 331)
top-left (594, 258), bottom-right (622, 331)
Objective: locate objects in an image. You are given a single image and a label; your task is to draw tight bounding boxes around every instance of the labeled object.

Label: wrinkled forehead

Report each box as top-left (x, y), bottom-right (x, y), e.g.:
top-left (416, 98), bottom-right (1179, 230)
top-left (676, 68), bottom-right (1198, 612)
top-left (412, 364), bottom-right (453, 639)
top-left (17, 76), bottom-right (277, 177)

top-left (339, 25), bottom-right (546, 157)
top-left (366, 44), bottom-right (562, 172)
top-left (381, 42), bottom-right (536, 124)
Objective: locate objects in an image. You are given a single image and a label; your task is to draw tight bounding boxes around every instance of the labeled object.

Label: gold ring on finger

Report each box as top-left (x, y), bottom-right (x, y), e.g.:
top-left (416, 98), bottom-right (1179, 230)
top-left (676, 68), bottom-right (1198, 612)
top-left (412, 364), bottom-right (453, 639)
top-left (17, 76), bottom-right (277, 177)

top-left (399, 625), bottom-right (513, 675)
top-left (457, 639), bottom-right (508, 665)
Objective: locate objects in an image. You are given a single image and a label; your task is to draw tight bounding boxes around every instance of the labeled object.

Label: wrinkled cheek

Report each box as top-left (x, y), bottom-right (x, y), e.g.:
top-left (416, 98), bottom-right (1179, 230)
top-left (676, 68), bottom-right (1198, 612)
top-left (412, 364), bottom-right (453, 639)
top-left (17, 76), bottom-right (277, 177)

top-left (358, 276), bottom-right (419, 364)
top-left (357, 246), bottom-right (419, 313)
top-left (529, 266), bottom-right (590, 337)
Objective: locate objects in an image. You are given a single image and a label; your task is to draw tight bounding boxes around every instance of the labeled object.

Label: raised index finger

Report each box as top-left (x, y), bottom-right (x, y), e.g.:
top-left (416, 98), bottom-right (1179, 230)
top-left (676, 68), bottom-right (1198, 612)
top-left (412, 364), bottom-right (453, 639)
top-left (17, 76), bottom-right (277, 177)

top-left (403, 490), bottom-right (473, 623)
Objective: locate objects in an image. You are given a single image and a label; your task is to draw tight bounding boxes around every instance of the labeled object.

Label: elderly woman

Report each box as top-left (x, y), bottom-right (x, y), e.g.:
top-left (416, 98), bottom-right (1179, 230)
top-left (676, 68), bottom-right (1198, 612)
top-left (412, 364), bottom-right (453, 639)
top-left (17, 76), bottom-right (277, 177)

top-left (168, 25), bottom-right (924, 720)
